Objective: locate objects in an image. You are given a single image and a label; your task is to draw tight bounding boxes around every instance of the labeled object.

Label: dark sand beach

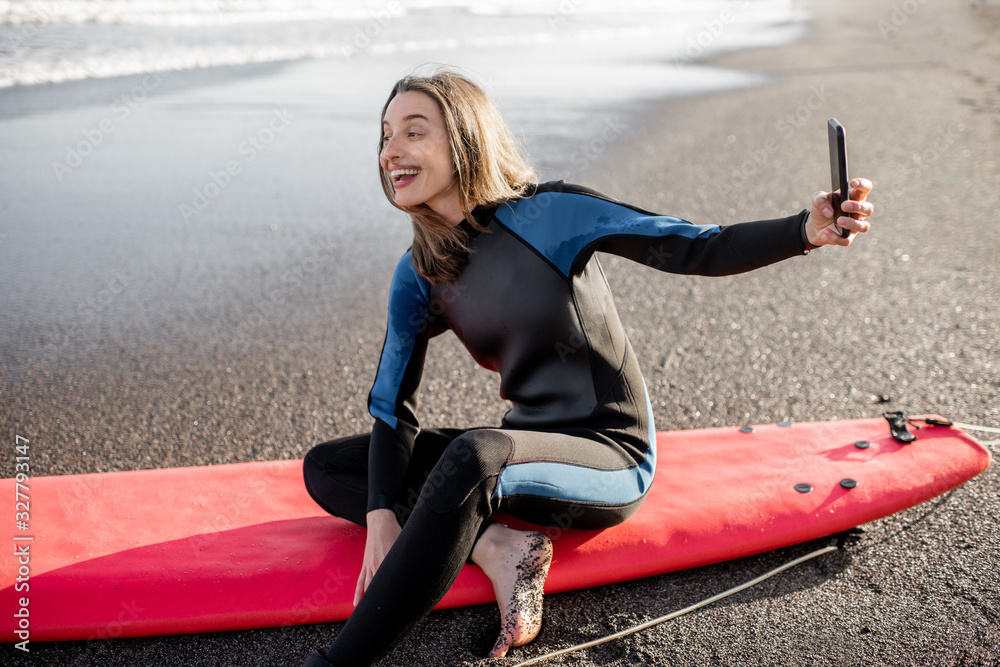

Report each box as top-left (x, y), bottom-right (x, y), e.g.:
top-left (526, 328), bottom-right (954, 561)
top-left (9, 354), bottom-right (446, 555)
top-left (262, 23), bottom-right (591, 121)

top-left (3, 0), bottom-right (999, 664)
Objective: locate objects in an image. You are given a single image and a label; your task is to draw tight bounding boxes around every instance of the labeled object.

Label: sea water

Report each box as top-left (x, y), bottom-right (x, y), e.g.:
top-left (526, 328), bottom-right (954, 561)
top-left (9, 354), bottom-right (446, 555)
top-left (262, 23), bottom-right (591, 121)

top-left (1, 0), bottom-right (805, 91)
top-left (0, 0), bottom-right (808, 373)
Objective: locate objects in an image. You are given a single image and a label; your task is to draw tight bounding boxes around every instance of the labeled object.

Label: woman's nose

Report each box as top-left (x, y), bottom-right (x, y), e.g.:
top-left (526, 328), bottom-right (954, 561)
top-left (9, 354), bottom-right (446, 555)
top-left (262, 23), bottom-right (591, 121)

top-left (381, 135), bottom-right (399, 162)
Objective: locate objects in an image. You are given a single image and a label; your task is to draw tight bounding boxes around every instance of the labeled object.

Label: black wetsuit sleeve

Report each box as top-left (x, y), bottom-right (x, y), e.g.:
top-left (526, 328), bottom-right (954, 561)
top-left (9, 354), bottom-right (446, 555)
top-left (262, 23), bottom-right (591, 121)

top-left (366, 253), bottom-right (436, 513)
top-left (493, 181), bottom-right (809, 279)
top-left (597, 210), bottom-right (810, 277)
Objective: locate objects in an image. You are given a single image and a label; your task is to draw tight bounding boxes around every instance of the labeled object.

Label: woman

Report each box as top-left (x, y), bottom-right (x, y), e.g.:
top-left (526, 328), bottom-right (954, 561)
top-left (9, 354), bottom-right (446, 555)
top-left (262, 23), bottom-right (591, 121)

top-left (302, 69), bottom-right (873, 666)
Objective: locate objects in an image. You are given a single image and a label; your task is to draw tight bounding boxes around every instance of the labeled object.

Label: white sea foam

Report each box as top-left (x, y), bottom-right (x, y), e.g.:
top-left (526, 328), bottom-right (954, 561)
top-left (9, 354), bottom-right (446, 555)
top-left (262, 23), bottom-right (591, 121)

top-left (0, 0), bottom-right (806, 89)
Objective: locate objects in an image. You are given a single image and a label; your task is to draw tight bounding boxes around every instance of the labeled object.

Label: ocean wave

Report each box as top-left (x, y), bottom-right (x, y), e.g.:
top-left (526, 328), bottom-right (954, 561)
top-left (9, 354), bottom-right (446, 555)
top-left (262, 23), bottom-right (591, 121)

top-left (0, 0), bottom-right (781, 27)
top-left (0, 0), bottom-right (801, 88)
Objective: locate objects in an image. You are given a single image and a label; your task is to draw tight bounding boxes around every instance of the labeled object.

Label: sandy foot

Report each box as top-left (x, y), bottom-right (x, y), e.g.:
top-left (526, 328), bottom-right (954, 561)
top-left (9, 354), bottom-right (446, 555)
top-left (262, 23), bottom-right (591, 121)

top-left (472, 525), bottom-right (554, 658)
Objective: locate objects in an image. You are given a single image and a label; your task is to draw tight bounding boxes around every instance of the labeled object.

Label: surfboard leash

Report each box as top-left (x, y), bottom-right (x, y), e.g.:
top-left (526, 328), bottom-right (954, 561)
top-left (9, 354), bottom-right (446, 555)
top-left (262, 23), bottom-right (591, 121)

top-left (510, 544), bottom-right (839, 667)
top-left (954, 422), bottom-right (1000, 449)
top-left (885, 414), bottom-right (999, 450)
top-left (512, 417), bottom-right (993, 666)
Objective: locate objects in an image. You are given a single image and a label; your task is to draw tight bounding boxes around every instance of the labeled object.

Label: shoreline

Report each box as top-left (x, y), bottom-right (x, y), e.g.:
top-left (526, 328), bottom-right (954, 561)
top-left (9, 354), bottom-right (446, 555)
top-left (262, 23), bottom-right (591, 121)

top-left (3, 0), bottom-right (1000, 664)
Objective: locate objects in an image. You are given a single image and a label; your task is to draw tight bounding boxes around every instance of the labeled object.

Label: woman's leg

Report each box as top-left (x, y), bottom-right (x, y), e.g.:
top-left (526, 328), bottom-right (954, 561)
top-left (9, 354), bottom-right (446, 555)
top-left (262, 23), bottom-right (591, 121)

top-left (471, 426), bottom-right (652, 657)
top-left (302, 433), bottom-right (370, 526)
top-left (315, 428), bottom-right (514, 666)
top-left (302, 428), bottom-right (465, 527)
top-left (307, 426), bottom-right (651, 666)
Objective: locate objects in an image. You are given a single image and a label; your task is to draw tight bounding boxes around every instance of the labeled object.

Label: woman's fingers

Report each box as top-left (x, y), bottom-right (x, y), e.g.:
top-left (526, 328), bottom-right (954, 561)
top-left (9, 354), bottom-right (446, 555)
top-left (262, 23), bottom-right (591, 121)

top-left (838, 214), bottom-right (871, 236)
top-left (848, 177), bottom-right (873, 202)
top-left (842, 198), bottom-right (874, 219)
top-left (354, 570), bottom-right (367, 606)
top-left (841, 177), bottom-right (874, 235)
top-left (813, 190), bottom-right (834, 218)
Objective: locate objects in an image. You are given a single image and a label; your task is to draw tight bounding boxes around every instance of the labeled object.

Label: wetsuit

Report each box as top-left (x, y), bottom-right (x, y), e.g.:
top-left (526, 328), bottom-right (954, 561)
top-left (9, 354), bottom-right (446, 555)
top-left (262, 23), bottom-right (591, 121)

top-left (303, 181), bottom-right (810, 666)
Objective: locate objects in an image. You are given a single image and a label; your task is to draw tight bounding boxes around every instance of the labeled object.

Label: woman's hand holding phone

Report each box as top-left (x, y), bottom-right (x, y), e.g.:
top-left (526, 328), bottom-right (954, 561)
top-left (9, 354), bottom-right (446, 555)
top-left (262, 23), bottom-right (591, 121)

top-left (805, 179), bottom-right (874, 247)
top-left (802, 119), bottom-right (875, 248)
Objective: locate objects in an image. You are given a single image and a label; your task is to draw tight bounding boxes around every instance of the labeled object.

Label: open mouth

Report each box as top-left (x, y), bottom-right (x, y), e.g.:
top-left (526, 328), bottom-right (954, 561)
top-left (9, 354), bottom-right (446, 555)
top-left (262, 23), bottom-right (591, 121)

top-left (390, 167), bottom-right (420, 188)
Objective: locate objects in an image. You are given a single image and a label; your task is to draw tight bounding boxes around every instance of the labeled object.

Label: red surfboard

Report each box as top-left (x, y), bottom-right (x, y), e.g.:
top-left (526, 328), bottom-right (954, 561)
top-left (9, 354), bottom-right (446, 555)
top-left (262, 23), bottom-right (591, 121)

top-left (1, 416), bottom-right (990, 643)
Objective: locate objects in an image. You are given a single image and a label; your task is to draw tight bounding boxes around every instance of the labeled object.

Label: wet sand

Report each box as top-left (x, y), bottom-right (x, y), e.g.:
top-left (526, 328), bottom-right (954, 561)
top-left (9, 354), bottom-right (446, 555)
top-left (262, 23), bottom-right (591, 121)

top-left (3, 0), bottom-right (999, 664)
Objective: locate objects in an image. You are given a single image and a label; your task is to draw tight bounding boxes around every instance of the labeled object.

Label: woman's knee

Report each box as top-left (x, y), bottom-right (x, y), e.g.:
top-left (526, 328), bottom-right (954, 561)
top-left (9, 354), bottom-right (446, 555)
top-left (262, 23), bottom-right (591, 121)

top-left (303, 435), bottom-right (370, 476)
top-left (302, 435), bottom-right (371, 522)
top-left (418, 429), bottom-right (513, 514)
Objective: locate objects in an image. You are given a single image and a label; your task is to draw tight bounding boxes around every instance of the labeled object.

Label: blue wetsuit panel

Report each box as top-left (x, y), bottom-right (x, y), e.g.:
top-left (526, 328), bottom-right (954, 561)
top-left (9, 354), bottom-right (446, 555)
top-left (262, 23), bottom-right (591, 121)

top-left (368, 251), bottom-right (432, 430)
top-left (494, 378), bottom-right (659, 507)
top-left (494, 190), bottom-right (719, 278)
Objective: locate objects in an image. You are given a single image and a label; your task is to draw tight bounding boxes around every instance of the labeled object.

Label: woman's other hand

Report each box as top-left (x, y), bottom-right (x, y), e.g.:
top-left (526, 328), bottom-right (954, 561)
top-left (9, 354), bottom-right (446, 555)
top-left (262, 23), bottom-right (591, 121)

top-left (354, 508), bottom-right (402, 606)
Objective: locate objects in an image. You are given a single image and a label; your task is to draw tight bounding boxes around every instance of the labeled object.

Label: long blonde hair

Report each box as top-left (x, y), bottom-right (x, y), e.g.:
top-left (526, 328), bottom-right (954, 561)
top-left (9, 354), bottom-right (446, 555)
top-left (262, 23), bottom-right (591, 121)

top-left (379, 69), bottom-right (537, 284)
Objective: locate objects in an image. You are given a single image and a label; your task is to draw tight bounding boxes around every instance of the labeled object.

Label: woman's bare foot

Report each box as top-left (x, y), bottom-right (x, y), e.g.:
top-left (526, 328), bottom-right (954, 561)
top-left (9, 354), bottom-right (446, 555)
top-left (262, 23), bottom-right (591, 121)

top-left (471, 524), bottom-right (553, 658)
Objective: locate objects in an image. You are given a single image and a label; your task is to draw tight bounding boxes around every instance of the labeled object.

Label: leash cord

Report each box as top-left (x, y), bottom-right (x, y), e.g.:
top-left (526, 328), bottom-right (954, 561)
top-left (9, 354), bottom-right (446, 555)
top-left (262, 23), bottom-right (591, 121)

top-left (511, 544), bottom-right (839, 667)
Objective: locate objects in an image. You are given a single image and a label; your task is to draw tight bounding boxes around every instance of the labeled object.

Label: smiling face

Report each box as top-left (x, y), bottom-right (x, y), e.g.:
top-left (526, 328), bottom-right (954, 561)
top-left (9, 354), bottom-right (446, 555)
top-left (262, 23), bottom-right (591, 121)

top-left (379, 90), bottom-right (463, 224)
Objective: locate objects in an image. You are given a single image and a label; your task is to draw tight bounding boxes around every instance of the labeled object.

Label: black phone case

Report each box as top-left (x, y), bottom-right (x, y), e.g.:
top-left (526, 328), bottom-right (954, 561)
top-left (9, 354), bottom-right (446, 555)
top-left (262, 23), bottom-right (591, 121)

top-left (828, 118), bottom-right (850, 238)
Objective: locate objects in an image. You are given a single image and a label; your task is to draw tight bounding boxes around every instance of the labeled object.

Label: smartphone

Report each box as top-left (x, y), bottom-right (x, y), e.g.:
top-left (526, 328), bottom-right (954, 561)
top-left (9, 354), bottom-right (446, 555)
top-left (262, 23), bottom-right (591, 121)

top-left (827, 118), bottom-right (851, 238)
